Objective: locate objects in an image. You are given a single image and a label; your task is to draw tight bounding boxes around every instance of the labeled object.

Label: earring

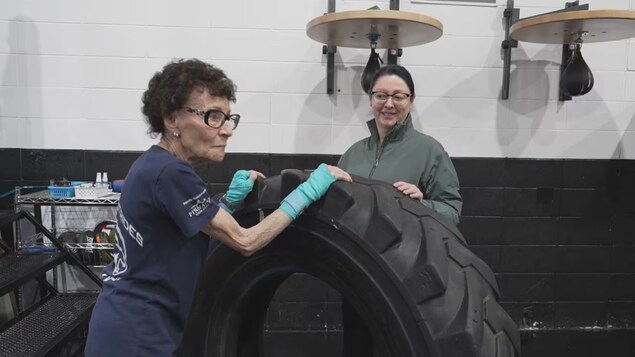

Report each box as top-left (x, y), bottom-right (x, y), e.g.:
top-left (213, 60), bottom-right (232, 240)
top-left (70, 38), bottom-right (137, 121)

top-left (172, 132), bottom-right (180, 138)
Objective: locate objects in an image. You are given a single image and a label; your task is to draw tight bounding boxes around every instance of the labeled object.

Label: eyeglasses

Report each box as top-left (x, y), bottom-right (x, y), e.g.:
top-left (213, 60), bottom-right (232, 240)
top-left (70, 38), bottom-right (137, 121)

top-left (185, 107), bottom-right (240, 130)
top-left (371, 92), bottom-right (411, 104)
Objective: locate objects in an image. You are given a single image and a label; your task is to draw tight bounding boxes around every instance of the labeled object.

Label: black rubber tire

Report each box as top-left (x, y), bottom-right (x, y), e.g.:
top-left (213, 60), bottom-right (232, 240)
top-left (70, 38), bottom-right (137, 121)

top-left (178, 170), bottom-right (521, 357)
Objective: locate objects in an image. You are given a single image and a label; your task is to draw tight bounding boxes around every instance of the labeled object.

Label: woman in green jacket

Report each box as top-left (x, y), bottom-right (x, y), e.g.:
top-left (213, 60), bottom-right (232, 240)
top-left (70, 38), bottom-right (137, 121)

top-left (338, 64), bottom-right (462, 225)
top-left (338, 64), bottom-right (462, 356)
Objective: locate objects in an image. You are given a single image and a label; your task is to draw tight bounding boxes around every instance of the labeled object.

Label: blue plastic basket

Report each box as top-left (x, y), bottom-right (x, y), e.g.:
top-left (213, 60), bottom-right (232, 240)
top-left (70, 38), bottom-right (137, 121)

top-left (48, 186), bottom-right (75, 198)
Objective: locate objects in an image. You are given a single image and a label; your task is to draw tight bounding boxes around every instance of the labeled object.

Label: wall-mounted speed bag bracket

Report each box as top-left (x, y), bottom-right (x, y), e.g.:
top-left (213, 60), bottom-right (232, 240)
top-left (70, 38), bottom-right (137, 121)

top-left (322, 44), bottom-right (337, 94)
top-left (501, 1), bottom-right (520, 100)
top-left (501, 1), bottom-right (590, 100)
top-left (306, 0), bottom-right (442, 94)
top-left (502, 1), bottom-right (635, 101)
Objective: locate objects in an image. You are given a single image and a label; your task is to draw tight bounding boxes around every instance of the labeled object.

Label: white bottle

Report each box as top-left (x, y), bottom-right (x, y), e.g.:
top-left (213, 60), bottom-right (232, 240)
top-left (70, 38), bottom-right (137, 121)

top-left (95, 172), bottom-right (102, 187)
top-left (102, 172), bottom-right (109, 189)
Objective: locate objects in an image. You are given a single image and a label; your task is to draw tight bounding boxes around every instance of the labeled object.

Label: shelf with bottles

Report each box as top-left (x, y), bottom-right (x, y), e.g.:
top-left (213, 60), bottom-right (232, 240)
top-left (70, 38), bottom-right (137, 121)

top-left (15, 187), bottom-right (120, 205)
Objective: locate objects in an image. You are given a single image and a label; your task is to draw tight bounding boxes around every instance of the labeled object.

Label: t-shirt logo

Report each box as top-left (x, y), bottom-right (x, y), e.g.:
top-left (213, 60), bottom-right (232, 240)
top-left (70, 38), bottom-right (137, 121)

top-left (183, 189), bottom-right (211, 218)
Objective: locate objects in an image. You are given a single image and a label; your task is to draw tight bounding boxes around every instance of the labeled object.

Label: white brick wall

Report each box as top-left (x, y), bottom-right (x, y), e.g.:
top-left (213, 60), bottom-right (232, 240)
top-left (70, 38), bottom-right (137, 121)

top-left (1, 0), bottom-right (635, 158)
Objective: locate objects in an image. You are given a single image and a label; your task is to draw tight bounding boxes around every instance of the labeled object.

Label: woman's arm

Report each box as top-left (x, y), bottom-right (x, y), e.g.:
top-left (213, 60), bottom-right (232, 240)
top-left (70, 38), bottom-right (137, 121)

top-left (202, 164), bottom-right (352, 256)
top-left (202, 208), bottom-right (292, 256)
top-left (420, 151), bottom-right (462, 225)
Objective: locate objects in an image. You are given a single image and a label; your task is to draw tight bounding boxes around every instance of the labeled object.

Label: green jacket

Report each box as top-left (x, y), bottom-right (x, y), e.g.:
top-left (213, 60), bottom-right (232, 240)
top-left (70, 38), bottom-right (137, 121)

top-left (338, 115), bottom-right (462, 225)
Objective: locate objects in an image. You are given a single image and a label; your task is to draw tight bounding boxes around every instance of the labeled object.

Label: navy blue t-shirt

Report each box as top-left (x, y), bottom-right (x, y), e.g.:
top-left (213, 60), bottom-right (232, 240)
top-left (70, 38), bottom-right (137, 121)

top-left (85, 145), bottom-right (220, 357)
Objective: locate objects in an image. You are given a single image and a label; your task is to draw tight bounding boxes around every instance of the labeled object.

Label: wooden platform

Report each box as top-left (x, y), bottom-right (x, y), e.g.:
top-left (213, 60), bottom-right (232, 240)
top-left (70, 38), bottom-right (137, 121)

top-left (511, 9), bottom-right (635, 44)
top-left (306, 10), bottom-right (442, 48)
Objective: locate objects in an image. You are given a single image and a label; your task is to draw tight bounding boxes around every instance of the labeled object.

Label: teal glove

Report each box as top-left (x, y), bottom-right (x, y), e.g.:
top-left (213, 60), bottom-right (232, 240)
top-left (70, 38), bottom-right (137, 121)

top-left (226, 170), bottom-right (253, 204)
top-left (219, 170), bottom-right (254, 214)
top-left (280, 163), bottom-right (336, 220)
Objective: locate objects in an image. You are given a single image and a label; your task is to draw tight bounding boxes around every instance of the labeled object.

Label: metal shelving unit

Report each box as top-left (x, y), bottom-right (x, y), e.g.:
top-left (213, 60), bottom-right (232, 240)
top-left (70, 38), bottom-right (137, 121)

top-left (14, 188), bottom-right (119, 292)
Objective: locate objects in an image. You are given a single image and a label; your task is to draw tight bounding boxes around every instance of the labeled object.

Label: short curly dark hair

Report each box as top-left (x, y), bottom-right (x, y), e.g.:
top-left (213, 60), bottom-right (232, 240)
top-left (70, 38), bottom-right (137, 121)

top-left (141, 58), bottom-right (237, 136)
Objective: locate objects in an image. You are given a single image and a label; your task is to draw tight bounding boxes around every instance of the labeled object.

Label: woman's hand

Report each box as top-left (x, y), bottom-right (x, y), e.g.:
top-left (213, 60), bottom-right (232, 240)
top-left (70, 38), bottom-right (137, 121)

top-left (225, 170), bottom-right (266, 205)
top-left (325, 165), bottom-right (353, 183)
top-left (247, 170), bottom-right (266, 182)
top-left (393, 181), bottom-right (424, 200)
top-left (279, 164), bottom-right (352, 220)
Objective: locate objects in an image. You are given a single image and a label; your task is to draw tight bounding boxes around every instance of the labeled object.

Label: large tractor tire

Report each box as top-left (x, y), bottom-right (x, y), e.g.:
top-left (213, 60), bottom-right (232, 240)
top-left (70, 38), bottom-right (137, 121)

top-left (178, 170), bottom-right (520, 357)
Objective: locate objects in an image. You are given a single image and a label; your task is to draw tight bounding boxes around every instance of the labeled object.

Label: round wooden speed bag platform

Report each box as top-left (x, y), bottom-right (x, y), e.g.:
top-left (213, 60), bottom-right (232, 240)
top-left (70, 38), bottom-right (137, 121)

top-left (511, 9), bottom-right (635, 44)
top-left (306, 10), bottom-right (443, 49)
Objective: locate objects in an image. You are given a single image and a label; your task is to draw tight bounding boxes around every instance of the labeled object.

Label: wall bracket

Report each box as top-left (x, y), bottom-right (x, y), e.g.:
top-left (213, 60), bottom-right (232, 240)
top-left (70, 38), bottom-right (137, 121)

top-left (501, 0), bottom-right (519, 100)
top-left (325, 0), bottom-right (336, 94)
top-left (387, 0), bottom-right (402, 65)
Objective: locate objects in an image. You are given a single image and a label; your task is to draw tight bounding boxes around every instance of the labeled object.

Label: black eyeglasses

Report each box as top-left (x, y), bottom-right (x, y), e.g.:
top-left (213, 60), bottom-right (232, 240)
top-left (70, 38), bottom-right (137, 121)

top-left (185, 107), bottom-right (240, 130)
top-left (371, 91), bottom-right (411, 104)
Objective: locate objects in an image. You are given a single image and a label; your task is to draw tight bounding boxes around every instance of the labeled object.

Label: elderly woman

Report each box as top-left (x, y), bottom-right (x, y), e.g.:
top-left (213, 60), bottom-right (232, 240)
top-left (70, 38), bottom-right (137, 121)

top-left (84, 59), bottom-right (351, 357)
top-left (338, 64), bottom-right (462, 355)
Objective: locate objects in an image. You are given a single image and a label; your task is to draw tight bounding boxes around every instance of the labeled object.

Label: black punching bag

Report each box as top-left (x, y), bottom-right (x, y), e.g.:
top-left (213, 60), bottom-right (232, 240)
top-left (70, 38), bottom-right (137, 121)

top-left (560, 47), bottom-right (594, 97)
top-left (361, 47), bottom-right (383, 94)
